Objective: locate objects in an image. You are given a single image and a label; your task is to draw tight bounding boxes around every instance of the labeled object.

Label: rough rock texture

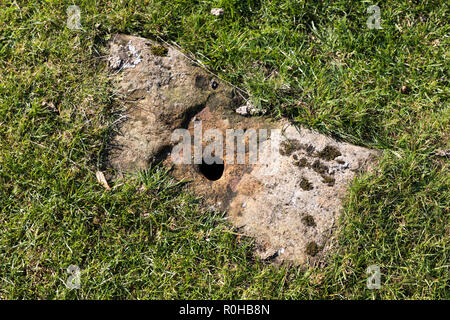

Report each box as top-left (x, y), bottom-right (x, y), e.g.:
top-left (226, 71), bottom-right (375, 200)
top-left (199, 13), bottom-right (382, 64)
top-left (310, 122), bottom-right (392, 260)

top-left (107, 34), bottom-right (380, 265)
top-left (107, 34), bottom-right (242, 173)
top-left (226, 124), bottom-right (379, 264)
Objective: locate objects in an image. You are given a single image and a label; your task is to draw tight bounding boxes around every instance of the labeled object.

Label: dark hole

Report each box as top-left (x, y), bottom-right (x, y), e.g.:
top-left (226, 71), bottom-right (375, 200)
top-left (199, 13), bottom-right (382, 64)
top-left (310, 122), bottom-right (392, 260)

top-left (199, 159), bottom-right (224, 181)
top-left (210, 79), bottom-right (219, 90)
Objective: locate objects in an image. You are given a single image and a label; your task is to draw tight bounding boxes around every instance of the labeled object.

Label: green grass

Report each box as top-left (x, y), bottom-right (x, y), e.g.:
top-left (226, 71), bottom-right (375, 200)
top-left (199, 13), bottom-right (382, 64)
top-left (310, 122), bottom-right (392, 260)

top-left (0, 0), bottom-right (448, 299)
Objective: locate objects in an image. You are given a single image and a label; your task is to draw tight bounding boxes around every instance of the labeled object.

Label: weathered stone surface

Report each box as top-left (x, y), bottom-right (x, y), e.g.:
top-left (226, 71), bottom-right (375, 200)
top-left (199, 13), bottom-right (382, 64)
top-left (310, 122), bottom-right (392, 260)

top-left (107, 34), bottom-right (380, 265)
top-left (225, 124), bottom-right (379, 264)
top-left (107, 34), bottom-right (242, 173)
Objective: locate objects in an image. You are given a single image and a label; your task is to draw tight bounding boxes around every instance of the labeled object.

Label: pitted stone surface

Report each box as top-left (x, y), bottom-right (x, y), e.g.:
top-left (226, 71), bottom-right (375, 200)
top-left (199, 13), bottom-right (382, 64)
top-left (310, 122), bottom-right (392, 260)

top-left (107, 34), bottom-right (380, 265)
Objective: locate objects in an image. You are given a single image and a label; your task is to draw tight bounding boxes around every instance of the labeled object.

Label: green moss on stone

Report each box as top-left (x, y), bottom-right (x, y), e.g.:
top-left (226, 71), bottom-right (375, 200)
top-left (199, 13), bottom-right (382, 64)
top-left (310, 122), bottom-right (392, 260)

top-left (317, 145), bottom-right (341, 161)
top-left (321, 174), bottom-right (335, 186)
top-left (279, 139), bottom-right (301, 156)
top-left (299, 177), bottom-right (313, 190)
top-left (294, 157), bottom-right (309, 168)
top-left (301, 214), bottom-right (316, 227)
top-left (306, 241), bottom-right (319, 256)
top-left (311, 159), bottom-right (328, 175)
top-left (151, 45), bottom-right (168, 56)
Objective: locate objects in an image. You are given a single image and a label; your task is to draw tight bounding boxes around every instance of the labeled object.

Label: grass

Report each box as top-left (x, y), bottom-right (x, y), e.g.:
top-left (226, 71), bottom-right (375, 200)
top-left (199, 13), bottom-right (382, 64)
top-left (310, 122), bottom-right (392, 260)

top-left (0, 0), bottom-right (448, 299)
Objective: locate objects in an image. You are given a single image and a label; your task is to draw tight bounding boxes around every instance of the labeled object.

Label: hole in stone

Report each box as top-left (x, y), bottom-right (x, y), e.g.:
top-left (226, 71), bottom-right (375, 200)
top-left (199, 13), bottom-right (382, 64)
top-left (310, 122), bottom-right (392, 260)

top-left (210, 79), bottom-right (219, 90)
top-left (199, 158), bottom-right (224, 181)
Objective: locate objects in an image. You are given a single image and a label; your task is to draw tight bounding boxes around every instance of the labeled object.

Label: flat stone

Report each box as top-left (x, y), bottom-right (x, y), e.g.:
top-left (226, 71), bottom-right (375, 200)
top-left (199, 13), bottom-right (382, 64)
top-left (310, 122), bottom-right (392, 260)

top-left (106, 34), bottom-right (380, 265)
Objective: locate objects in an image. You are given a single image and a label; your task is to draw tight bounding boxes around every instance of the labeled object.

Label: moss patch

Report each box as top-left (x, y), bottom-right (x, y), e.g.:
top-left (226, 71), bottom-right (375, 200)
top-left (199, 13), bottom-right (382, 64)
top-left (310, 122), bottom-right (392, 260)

top-left (299, 177), bottom-right (313, 191)
top-left (294, 157), bottom-right (310, 168)
top-left (303, 144), bottom-right (315, 153)
top-left (317, 145), bottom-right (341, 161)
top-left (311, 159), bottom-right (328, 175)
top-left (321, 175), bottom-right (335, 186)
top-left (150, 45), bottom-right (168, 56)
top-left (279, 139), bottom-right (302, 156)
top-left (280, 139), bottom-right (317, 157)
top-left (301, 215), bottom-right (316, 227)
top-left (305, 241), bottom-right (319, 256)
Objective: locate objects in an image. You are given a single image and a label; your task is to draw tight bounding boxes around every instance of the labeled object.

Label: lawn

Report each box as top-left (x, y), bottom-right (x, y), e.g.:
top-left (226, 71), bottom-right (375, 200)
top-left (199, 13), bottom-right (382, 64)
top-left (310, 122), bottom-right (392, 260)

top-left (0, 0), bottom-right (448, 299)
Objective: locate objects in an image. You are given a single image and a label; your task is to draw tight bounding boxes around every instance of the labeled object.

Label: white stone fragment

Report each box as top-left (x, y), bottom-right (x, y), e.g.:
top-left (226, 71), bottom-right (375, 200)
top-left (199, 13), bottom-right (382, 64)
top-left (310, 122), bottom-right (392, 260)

top-left (211, 8), bottom-right (224, 16)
